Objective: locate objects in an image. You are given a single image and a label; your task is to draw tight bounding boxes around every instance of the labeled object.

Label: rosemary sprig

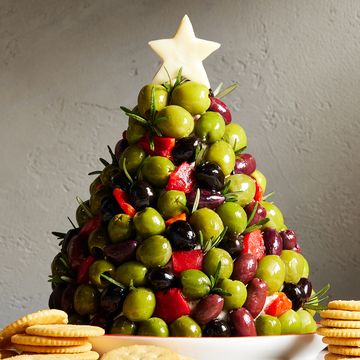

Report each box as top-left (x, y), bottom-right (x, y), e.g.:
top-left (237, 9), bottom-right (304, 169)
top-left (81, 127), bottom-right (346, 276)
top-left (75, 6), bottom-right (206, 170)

top-left (150, 86), bottom-right (156, 121)
top-left (216, 83), bottom-right (238, 99)
top-left (244, 218), bottom-right (269, 233)
top-left (213, 82), bottom-right (223, 97)
top-left (209, 261), bottom-right (232, 297)
top-left (191, 188), bottom-right (201, 213)
top-left (224, 190), bottom-right (244, 202)
top-left (262, 192), bottom-right (275, 201)
top-left (195, 143), bottom-right (206, 166)
top-left (100, 273), bottom-right (125, 289)
top-left (120, 106), bottom-right (148, 126)
top-left (235, 146), bottom-right (247, 156)
top-left (76, 196), bottom-right (93, 218)
top-left (48, 274), bottom-right (74, 285)
top-left (67, 217), bottom-right (76, 229)
top-left (52, 232), bottom-right (66, 239)
top-left (88, 170), bottom-right (102, 176)
top-left (222, 180), bottom-right (232, 195)
top-left (303, 284), bottom-right (330, 312)
top-left (99, 158), bottom-right (110, 167)
top-left (247, 202), bottom-right (259, 226)
top-left (107, 145), bottom-right (117, 165)
top-left (202, 227), bottom-right (228, 254)
top-left (122, 158), bottom-right (134, 184)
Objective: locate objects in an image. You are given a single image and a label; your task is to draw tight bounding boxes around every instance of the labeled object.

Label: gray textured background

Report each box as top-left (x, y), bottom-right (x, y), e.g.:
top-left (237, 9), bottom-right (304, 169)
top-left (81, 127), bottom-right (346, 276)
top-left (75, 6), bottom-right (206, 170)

top-left (1, 0), bottom-right (360, 326)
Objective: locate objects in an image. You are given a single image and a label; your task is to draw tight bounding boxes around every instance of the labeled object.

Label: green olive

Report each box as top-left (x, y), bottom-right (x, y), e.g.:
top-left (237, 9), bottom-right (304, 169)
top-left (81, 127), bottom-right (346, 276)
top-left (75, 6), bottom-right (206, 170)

top-left (157, 190), bottom-right (187, 219)
top-left (226, 174), bottom-right (256, 207)
top-left (261, 201), bottom-right (285, 231)
top-left (108, 214), bottom-right (134, 243)
top-left (216, 202), bottom-right (247, 234)
top-left (76, 200), bottom-right (92, 227)
top-left (255, 315), bottom-right (282, 336)
top-left (115, 261), bottom-right (148, 286)
top-left (136, 235), bottom-right (172, 267)
top-left (141, 156), bottom-right (175, 187)
top-left (118, 145), bottom-right (146, 175)
top-left (256, 255), bottom-right (285, 293)
top-left (123, 287), bottom-right (156, 322)
top-left (126, 117), bottom-right (147, 144)
top-left (88, 228), bottom-right (108, 256)
top-left (190, 208), bottom-right (224, 245)
top-left (89, 187), bottom-right (111, 215)
top-left (100, 164), bottom-right (120, 186)
top-left (195, 111), bottom-right (225, 143)
top-left (279, 309), bottom-right (302, 335)
top-left (51, 253), bottom-right (70, 277)
top-left (155, 105), bottom-right (194, 139)
top-left (170, 316), bottom-right (202, 337)
top-left (133, 207), bottom-right (166, 239)
top-left (203, 248), bottom-right (233, 279)
top-left (280, 250), bottom-right (305, 284)
top-left (137, 317), bottom-right (169, 337)
top-left (223, 123), bottom-right (247, 152)
top-left (111, 315), bottom-right (137, 335)
top-left (171, 81), bottom-right (210, 115)
top-left (137, 84), bottom-right (168, 118)
top-left (88, 260), bottom-right (115, 288)
top-left (180, 269), bottom-right (211, 300)
top-left (74, 284), bottom-right (99, 315)
top-left (297, 309), bottom-right (317, 333)
top-left (205, 140), bottom-right (235, 176)
top-left (251, 169), bottom-right (267, 193)
top-left (89, 176), bottom-right (102, 195)
top-left (219, 278), bottom-right (247, 310)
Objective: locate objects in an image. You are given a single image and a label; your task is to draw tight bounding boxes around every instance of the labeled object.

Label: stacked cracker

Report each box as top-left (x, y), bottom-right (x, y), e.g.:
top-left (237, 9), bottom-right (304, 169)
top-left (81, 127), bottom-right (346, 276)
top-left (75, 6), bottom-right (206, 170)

top-left (317, 301), bottom-right (360, 360)
top-left (0, 309), bottom-right (103, 359)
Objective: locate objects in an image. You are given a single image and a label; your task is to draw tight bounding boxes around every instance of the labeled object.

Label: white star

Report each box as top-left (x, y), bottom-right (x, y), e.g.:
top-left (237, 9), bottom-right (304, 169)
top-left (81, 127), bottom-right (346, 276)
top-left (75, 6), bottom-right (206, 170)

top-left (149, 15), bottom-right (220, 89)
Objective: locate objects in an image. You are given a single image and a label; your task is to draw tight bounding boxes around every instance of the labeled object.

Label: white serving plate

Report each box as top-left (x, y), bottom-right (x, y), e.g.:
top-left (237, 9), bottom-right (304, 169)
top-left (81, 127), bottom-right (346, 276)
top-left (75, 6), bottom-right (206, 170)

top-left (91, 333), bottom-right (326, 360)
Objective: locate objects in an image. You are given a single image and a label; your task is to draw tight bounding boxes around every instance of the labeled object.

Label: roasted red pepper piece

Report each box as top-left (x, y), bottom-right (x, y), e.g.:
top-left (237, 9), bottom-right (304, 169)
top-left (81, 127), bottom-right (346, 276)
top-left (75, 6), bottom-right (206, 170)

top-left (76, 255), bottom-right (95, 284)
top-left (137, 133), bottom-right (175, 158)
top-left (154, 288), bottom-right (191, 324)
top-left (113, 188), bottom-right (136, 217)
top-left (254, 181), bottom-right (263, 202)
top-left (166, 162), bottom-right (196, 193)
top-left (165, 212), bottom-right (187, 226)
top-left (241, 229), bottom-right (266, 260)
top-left (79, 215), bottom-right (102, 237)
top-left (172, 249), bottom-right (203, 274)
top-left (265, 292), bottom-right (293, 317)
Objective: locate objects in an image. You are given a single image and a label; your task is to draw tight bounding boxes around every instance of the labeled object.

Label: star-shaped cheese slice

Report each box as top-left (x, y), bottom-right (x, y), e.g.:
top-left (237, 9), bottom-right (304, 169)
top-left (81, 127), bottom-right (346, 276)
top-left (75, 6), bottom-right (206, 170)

top-left (149, 15), bottom-right (220, 89)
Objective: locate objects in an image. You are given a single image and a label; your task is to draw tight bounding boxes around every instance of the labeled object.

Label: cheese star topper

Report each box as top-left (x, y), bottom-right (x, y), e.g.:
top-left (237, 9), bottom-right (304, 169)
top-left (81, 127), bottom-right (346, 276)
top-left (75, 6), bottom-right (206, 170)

top-left (149, 15), bottom-right (220, 89)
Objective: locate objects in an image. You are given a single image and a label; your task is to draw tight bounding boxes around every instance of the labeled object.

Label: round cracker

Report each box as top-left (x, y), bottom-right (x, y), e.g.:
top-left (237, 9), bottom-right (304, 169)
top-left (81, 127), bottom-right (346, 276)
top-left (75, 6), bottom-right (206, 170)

top-left (328, 301), bottom-right (360, 311)
top-left (0, 349), bottom-right (18, 358)
top-left (325, 353), bottom-right (360, 360)
top-left (25, 325), bottom-right (104, 338)
top-left (323, 337), bottom-right (360, 347)
top-left (321, 309), bottom-right (360, 320)
top-left (5, 352), bottom-right (99, 359)
top-left (328, 345), bottom-right (360, 356)
top-left (0, 310), bottom-right (68, 342)
top-left (11, 334), bottom-right (88, 347)
top-left (321, 319), bottom-right (360, 328)
top-left (317, 327), bottom-right (360, 338)
top-left (13, 342), bottom-right (92, 354)
top-left (100, 345), bottom-right (180, 360)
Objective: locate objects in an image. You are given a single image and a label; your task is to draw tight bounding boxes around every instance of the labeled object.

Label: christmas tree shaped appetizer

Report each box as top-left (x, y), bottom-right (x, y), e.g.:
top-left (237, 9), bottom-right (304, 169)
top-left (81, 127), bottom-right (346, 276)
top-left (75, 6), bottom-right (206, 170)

top-left (49, 15), bottom-right (328, 337)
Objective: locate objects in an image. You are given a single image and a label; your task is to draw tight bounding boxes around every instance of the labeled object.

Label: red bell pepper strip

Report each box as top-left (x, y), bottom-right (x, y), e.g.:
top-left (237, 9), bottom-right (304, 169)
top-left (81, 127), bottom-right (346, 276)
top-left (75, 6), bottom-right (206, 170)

top-left (241, 229), bottom-right (266, 261)
top-left (79, 215), bottom-right (102, 237)
top-left (76, 255), bottom-right (95, 284)
top-left (265, 292), bottom-right (293, 317)
top-left (165, 212), bottom-right (187, 226)
top-left (113, 188), bottom-right (136, 217)
top-left (166, 162), bottom-right (196, 193)
top-left (254, 181), bottom-right (263, 202)
top-left (172, 249), bottom-right (203, 274)
top-left (154, 288), bottom-right (191, 324)
top-left (137, 133), bottom-right (175, 158)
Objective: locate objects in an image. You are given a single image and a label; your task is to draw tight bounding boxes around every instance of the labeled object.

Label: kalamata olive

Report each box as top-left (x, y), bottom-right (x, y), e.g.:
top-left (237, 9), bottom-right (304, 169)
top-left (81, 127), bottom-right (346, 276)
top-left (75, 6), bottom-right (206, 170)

top-left (192, 294), bottom-right (224, 325)
top-left (49, 285), bottom-right (66, 309)
top-left (219, 233), bottom-right (244, 258)
top-left (115, 138), bottom-right (128, 161)
top-left (232, 253), bottom-right (257, 285)
top-left (167, 221), bottom-right (197, 250)
top-left (101, 197), bottom-right (122, 223)
top-left (209, 97), bottom-right (232, 124)
top-left (146, 267), bottom-right (176, 291)
top-left (234, 153), bottom-right (256, 175)
top-left (100, 285), bottom-right (128, 314)
top-left (195, 162), bottom-right (225, 191)
top-left (61, 228), bottom-right (80, 255)
top-left (297, 278), bottom-right (312, 301)
top-left (244, 278), bottom-right (268, 318)
top-left (229, 307), bottom-right (257, 336)
top-left (263, 228), bottom-right (283, 255)
top-left (129, 181), bottom-right (156, 210)
top-left (280, 229), bottom-right (298, 250)
top-left (244, 201), bottom-right (267, 227)
top-left (203, 319), bottom-right (231, 337)
top-left (103, 240), bottom-right (138, 266)
top-left (67, 235), bottom-right (89, 271)
top-left (172, 137), bottom-right (200, 165)
top-left (186, 189), bottom-right (225, 210)
top-left (60, 284), bottom-right (77, 314)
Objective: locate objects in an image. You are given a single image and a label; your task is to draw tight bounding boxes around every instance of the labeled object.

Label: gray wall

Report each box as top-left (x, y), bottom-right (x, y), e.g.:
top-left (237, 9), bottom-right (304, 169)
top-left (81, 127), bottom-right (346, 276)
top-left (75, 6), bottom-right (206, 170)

top-left (1, 0), bottom-right (359, 326)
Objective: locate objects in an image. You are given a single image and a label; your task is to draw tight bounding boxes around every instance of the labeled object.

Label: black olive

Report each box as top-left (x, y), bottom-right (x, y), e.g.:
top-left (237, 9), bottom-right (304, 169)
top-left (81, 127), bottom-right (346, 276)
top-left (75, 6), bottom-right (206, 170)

top-left (172, 137), bottom-right (200, 165)
top-left (203, 319), bottom-right (231, 337)
top-left (129, 181), bottom-right (156, 210)
top-left (195, 162), bottom-right (225, 190)
top-left (100, 285), bottom-right (128, 314)
top-left (146, 267), bottom-right (175, 291)
top-left (167, 221), bottom-right (197, 250)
